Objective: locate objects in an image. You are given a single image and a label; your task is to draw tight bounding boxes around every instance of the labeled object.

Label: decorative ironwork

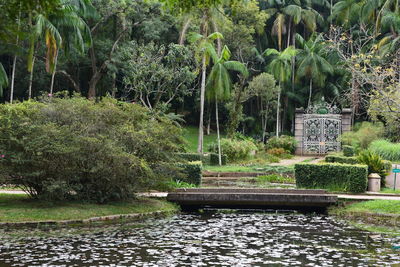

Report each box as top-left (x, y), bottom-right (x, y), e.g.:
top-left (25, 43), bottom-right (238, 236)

top-left (303, 114), bottom-right (342, 154)
top-left (305, 97), bottom-right (341, 114)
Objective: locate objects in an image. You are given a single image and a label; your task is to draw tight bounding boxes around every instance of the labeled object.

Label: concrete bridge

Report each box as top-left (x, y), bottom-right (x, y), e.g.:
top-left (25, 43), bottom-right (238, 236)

top-left (167, 188), bottom-right (338, 212)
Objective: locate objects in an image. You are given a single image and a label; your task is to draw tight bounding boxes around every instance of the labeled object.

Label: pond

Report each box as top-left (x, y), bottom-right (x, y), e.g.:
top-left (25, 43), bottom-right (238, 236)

top-left (0, 211), bottom-right (399, 266)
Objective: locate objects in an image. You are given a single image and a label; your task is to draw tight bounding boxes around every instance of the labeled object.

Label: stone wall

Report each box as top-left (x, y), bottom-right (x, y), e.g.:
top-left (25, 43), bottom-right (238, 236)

top-left (295, 108), bottom-right (304, 155)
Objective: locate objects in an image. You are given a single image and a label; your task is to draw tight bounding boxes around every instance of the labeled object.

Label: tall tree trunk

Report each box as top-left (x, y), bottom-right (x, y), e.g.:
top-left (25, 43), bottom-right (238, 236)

top-left (28, 56), bottom-right (35, 99)
top-left (197, 54), bottom-right (207, 154)
top-left (308, 78), bottom-right (313, 107)
top-left (10, 55), bottom-right (17, 104)
top-left (263, 103), bottom-right (269, 143)
top-left (207, 107), bottom-right (211, 135)
top-left (179, 17), bottom-right (192, 45)
top-left (197, 9), bottom-right (209, 154)
top-left (50, 50), bottom-right (59, 95)
top-left (215, 96), bottom-right (222, 166)
top-left (276, 82), bottom-right (281, 138)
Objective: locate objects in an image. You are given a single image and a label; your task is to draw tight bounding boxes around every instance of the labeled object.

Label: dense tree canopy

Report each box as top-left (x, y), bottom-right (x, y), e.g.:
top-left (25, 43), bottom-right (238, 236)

top-left (0, 0), bottom-right (399, 138)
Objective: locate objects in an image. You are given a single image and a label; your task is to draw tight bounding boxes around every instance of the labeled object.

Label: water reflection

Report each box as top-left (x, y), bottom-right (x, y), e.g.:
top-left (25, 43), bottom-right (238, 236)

top-left (0, 211), bottom-right (399, 266)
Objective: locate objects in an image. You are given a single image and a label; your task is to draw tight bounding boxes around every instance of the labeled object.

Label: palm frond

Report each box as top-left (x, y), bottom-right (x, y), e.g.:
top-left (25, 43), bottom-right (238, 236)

top-left (0, 63), bottom-right (8, 97)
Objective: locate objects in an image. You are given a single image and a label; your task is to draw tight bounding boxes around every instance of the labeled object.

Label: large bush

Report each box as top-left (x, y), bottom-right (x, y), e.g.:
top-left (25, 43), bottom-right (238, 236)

top-left (266, 135), bottom-right (297, 154)
top-left (369, 139), bottom-right (400, 162)
top-left (295, 163), bottom-right (368, 193)
top-left (208, 138), bottom-right (258, 162)
top-left (0, 95), bottom-right (184, 202)
top-left (341, 122), bottom-right (383, 152)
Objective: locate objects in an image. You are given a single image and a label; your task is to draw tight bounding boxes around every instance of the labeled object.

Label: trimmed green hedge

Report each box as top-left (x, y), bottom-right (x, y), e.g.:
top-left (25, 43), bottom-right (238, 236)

top-left (177, 161), bottom-right (202, 185)
top-left (176, 153), bottom-right (202, 162)
top-left (325, 154), bottom-right (359, 165)
top-left (343, 145), bottom-right (355, 157)
top-left (295, 163), bottom-right (368, 193)
top-left (209, 153), bottom-right (227, 166)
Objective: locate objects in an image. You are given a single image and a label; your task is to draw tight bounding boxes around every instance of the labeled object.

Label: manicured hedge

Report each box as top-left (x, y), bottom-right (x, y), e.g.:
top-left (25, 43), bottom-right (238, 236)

top-left (209, 153), bottom-right (227, 166)
top-left (325, 154), bottom-right (359, 165)
top-left (295, 163), bottom-right (368, 193)
top-left (343, 145), bottom-right (355, 157)
top-left (176, 153), bottom-right (202, 162)
top-left (177, 161), bottom-right (202, 185)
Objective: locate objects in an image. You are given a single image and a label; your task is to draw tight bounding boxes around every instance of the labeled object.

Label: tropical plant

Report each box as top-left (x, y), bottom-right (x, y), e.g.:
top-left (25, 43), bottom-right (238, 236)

top-left (0, 63), bottom-right (7, 97)
top-left (357, 150), bottom-right (389, 181)
top-left (296, 34), bottom-right (334, 107)
top-left (189, 31), bottom-right (223, 154)
top-left (206, 44), bottom-right (249, 165)
top-left (263, 46), bottom-right (297, 137)
top-left (369, 140), bottom-right (400, 162)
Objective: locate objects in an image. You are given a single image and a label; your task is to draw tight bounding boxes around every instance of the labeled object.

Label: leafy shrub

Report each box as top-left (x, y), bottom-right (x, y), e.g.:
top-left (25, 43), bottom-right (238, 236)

top-left (209, 153), bottom-right (227, 166)
top-left (208, 138), bottom-right (258, 162)
top-left (257, 174), bottom-right (295, 184)
top-left (369, 139), bottom-right (400, 162)
top-left (343, 145), bottom-right (355, 157)
top-left (266, 135), bottom-right (297, 154)
top-left (295, 163), bottom-right (368, 193)
top-left (177, 161), bottom-right (202, 185)
top-left (167, 180), bottom-right (198, 189)
top-left (176, 153), bottom-right (202, 162)
top-left (0, 96), bottom-right (184, 203)
top-left (341, 122), bottom-right (383, 152)
top-left (325, 154), bottom-right (359, 165)
top-left (266, 148), bottom-right (287, 157)
top-left (357, 150), bottom-right (390, 187)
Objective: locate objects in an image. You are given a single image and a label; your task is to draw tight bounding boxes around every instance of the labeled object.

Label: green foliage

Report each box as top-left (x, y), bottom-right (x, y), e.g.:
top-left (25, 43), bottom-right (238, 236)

top-left (343, 145), bottom-right (355, 157)
top-left (369, 139), bottom-right (400, 162)
top-left (295, 163), bottom-right (368, 193)
top-left (177, 161), bottom-right (202, 186)
top-left (357, 150), bottom-right (390, 178)
top-left (167, 180), bottom-right (198, 189)
top-left (0, 95), bottom-right (184, 203)
top-left (325, 154), bottom-right (359, 165)
top-left (0, 63), bottom-right (7, 97)
top-left (257, 174), bottom-right (295, 184)
top-left (176, 153), bottom-right (202, 162)
top-left (341, 122), bottom-right (384, 151)
top-left (208, 138), bottom-right (258, 162)
top-left (266, 135), bottom-right (297, 154)
top-left (209, 153), bottom-right (227, 166)
top-left (266, 148), bottom-right (287, 157)
top-left (119, 42), bottom-right (196, 110)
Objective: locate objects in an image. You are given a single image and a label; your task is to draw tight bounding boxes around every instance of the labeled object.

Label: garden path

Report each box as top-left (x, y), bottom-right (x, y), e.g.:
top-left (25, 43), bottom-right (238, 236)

top-left (270, 156), bottom-right (324, 166)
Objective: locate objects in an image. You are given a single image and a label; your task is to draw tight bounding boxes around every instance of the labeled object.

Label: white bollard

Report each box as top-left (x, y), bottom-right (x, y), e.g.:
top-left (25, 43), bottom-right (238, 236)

top-left (368, 173), bottom-right (381, 192)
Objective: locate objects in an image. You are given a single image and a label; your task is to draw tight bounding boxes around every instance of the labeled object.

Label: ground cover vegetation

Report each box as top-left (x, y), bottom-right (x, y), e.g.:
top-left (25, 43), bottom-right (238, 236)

top-left (0, 194), bottom-right (178, 223)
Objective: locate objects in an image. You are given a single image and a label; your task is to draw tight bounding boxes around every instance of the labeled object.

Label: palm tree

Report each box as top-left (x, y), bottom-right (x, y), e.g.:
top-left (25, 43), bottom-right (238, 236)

top-left (330, 0), bottom-right (362, 27)
top-left (263, 46), bottom-right (297, 137)
top-left (206, 45), bottom-right (249, 165)
top-left (296, 34), bottom-right (334, 107)
top-left (27, 0), bottom-right (94, 97)
top-left (189, 32), bottom-right (223, 154)
top-left (0, 63), bottom-right (8, 97)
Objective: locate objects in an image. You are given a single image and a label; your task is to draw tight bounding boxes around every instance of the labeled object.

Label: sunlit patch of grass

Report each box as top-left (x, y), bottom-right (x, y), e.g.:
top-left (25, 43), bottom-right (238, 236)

top-left (0, 194), bottom-right (178, 223)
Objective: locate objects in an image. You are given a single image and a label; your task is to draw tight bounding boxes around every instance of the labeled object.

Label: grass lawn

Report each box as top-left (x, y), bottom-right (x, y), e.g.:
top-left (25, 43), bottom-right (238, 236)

top-left (381, 188), bottom-right (400, 194)
top-left (204, 164), bottom-right (294, 174)
top-left (183, 126), bottom-right (223, 153)
top-left (0, 194), bottom-right (178, 223)
top-left (339, 200), bottom-right (400, 215)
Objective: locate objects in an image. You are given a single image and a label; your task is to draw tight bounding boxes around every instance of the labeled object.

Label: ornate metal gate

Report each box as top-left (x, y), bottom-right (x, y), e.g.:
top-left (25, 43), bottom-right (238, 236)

top-left (302, 101), bottom-right (342, 154)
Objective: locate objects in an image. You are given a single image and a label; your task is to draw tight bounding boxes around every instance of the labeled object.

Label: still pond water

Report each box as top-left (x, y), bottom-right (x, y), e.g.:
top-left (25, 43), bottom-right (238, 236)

top-left (0, 211), bottom-right (399, 266)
